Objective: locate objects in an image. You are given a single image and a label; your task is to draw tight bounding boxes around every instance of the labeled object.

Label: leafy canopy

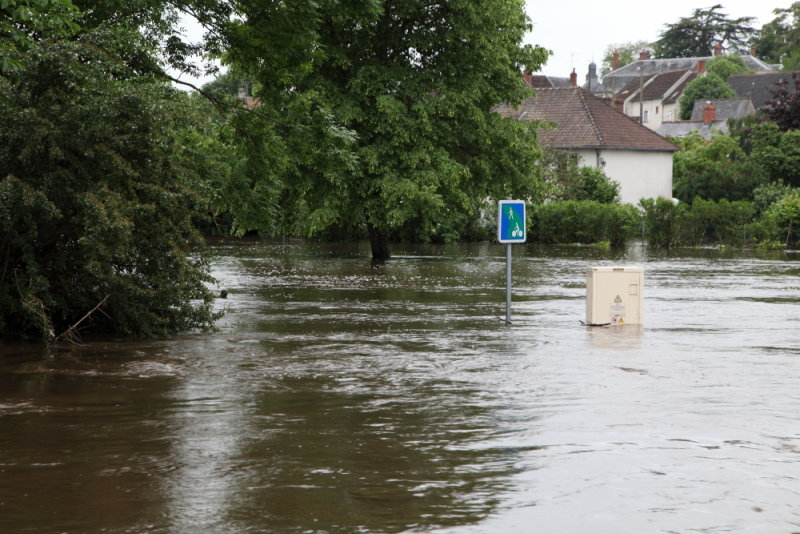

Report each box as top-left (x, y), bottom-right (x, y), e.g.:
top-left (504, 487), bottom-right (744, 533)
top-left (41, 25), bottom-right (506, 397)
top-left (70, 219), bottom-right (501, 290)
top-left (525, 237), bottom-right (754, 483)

top-left (217, 0), bottom-right (549, 261)
top-left (653, 4), bottom-right (756, 59)
top-left (752, 2), bottom-right (800, 71)
top-left (0, 25), bottom-right (219, 341)
top-left (678, 72), bottom-right (737, 120)
top-left (704, 55), bottom-right (749, 80)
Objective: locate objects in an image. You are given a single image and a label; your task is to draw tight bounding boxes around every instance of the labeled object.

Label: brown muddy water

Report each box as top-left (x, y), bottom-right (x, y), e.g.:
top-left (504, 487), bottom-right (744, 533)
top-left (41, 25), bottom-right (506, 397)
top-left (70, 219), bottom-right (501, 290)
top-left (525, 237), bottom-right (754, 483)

top-left (1, 240), bottom-right (799, 534)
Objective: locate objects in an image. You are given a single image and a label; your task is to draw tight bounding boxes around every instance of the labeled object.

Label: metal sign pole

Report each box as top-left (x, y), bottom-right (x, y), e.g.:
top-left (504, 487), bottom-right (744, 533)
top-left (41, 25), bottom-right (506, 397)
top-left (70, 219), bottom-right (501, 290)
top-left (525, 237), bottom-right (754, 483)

top-left (498, 200), bottom-right (526, 327)
top-left (505, 243), bottom-right (512, 325)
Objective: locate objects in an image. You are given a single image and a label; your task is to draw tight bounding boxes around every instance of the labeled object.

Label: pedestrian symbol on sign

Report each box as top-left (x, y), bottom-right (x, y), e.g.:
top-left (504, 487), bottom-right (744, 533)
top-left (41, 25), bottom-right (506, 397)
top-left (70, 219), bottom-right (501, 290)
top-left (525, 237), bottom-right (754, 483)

top-left (498, 200), bottom-right (526, 244)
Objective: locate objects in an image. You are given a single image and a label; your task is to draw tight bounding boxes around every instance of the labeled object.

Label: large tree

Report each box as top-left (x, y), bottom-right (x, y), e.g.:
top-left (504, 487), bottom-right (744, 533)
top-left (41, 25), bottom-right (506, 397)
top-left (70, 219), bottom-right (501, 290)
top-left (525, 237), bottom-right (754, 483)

top-left (217, 1), bottom-right (549, 262)
top-left (752, 3), bottom-right (800, 71)
top-left (653, 4), bottom-right (757, 59)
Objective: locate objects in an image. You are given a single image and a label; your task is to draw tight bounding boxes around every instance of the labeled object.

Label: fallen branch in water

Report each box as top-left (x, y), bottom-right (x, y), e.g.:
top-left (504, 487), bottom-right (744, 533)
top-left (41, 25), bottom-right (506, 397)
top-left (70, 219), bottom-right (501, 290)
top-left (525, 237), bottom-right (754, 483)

top-left (56, 294), bottom-right (111, 345)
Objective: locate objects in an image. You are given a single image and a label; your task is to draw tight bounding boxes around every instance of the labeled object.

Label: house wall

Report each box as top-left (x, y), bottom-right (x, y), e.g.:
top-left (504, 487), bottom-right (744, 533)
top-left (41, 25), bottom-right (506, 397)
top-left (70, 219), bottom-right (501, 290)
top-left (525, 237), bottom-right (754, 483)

top-left (575, 148), bottom-right (673, 205)
top-left (623, 99), bottom-right (666, 130)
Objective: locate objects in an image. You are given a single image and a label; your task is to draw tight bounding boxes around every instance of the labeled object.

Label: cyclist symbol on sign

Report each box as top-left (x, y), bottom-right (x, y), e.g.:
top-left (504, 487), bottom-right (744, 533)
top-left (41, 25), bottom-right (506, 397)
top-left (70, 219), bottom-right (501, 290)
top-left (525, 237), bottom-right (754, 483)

top-left (511, 223), bottom-right (522, 238)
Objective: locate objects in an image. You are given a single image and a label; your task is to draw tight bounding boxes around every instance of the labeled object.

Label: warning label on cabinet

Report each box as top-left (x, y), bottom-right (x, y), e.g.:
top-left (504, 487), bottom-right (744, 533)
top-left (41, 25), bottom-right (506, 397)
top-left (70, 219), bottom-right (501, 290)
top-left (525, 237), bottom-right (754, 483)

top-left (610, 295), bottom-right (625, 323)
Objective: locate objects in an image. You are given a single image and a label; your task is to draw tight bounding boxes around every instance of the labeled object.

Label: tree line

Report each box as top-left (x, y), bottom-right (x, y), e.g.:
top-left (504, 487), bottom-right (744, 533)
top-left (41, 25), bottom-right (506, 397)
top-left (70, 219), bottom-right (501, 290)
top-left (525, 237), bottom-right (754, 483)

top-left (2, 2), bottom-right (799, 341)
top-left (1, 0), bottom-right (548, 341)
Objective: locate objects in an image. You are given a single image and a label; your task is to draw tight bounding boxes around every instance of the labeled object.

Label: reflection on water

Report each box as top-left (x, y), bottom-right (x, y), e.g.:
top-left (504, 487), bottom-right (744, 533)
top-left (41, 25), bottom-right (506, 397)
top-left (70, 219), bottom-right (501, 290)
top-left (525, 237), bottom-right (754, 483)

top-left (1, 240), bottom-right (799, 533)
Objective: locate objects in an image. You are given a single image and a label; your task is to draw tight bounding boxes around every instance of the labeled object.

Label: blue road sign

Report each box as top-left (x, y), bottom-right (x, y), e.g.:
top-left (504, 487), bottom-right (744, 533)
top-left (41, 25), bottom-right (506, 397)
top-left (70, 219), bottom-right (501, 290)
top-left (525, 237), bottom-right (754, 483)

top-left (498, 200), bottom-right (526, 243)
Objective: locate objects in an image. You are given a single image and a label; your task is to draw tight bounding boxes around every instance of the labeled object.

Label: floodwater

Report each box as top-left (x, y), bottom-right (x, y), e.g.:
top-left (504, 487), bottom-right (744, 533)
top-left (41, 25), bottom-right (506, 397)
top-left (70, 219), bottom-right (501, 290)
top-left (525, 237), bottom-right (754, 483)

top-left (1, 240), bottom-right (799, 534)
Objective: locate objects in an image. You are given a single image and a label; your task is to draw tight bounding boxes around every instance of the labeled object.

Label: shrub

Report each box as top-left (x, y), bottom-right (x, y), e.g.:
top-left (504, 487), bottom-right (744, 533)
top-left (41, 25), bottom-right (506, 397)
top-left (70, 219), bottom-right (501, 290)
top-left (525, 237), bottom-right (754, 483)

top-left (530, 201), bottom-right (640, 247)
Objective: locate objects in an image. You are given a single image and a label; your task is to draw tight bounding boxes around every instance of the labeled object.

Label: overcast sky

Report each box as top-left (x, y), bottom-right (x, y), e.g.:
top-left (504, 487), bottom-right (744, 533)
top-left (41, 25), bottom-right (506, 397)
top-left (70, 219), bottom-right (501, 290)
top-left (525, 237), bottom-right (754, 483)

top-left (524, 1), bottom-right (793, 80)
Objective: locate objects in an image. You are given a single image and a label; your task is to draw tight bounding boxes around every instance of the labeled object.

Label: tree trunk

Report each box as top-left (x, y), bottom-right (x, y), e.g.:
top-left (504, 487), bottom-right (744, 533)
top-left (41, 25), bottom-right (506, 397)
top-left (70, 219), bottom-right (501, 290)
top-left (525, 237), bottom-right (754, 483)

top-left (367, 222), bottom-right (390, 266)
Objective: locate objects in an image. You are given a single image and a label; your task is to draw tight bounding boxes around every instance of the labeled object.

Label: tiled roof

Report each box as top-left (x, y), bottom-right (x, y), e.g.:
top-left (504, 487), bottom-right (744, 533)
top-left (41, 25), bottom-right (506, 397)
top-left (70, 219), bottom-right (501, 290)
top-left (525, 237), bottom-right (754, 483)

top-left (663, 72), bottom-right (697, 104)
top-left (728, 72), bottom-right (800, 108)
top-left (494, 87), bottom-right (679, 152)
top-left (616, 70), bottom-right (696, 104)
top-left (689, 98), bottom-right (755, 121)
top-left (524, 74), bottom-right (573, 88)
top-left (642, 70), bottom-right (690, 100)
top-left (657, 120), bottom-right (729, 140)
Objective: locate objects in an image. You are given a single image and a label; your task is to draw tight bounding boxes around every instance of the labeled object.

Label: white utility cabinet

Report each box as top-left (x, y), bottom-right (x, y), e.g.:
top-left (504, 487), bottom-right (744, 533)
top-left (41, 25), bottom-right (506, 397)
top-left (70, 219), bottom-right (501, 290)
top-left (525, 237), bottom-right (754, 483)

top-left (586, 266), bottom-right (644, 325)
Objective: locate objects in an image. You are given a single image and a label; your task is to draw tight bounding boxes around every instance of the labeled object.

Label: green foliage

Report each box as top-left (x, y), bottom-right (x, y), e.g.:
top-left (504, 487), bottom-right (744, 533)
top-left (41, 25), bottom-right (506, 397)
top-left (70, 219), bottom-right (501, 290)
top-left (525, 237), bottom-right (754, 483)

top-left (752, 3), bottom-right (800, 70)
top-left (600, 41), bottom-right (651, 76)
top-left (539, 149), bottom-right (620, 203)
top-left (749, 121), bottom-right (800, 186)
top-left (0, 0), bottom-right (79, 74)
top-left (653, 4), bottom-right (757, 59)
top-left (218, 0), bottom-right (550, 261)
top-left (678, 73), bottom-right (737, 120)
top-left (640, 198), bottom-right (681, 248)
top-left (640, 197), bottom-right (759, 248)
top-left (765, 191), bottom-right (800, 247)
top-left (672, 134), bottom-right (766, 203)
top-left (704, 55), bottom-right (749, 80)
top-left (0, 28), bottom-right (218, 341)
top-left (530, 201), bottom-right (640, 248)
top-left (752, 181), bottom-right (797, 214)
top-left (679, 198), bottom-right (755, 246)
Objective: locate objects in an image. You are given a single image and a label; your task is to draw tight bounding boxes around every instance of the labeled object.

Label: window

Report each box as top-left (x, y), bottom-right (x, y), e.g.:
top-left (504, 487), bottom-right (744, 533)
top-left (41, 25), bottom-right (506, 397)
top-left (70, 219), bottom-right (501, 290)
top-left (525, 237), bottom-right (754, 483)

top-left (643, 110), bottom-right (649, 123)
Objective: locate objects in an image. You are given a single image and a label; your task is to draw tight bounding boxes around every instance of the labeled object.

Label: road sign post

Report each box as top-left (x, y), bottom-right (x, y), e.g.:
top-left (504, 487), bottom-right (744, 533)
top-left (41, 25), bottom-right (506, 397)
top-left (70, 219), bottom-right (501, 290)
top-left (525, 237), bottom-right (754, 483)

top-left (498, 200), bottom-right (526, 324)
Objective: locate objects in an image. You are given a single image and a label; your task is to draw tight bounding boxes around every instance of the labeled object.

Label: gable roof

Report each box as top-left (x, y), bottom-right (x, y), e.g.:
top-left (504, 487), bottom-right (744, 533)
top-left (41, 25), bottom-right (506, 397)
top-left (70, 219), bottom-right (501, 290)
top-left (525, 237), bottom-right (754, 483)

top-left (615, 69), bottom-right (697, 104)
top-left (689, 98), bottom-right (755, 121)
top-left (494, 87), bottom-right (679, 152)
top-left (727, 71), bottom-right (800, 108)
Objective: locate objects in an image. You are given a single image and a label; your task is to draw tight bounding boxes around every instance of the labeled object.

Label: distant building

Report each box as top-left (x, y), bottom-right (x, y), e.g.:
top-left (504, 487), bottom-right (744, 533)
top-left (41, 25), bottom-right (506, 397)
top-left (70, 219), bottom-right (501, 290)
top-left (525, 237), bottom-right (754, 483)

top-left (656, 98), bottom-right (754, 140)
top-left (596, 45), bottom-right (777, 99)
top-left (494, 87), bottom-right (678, 204)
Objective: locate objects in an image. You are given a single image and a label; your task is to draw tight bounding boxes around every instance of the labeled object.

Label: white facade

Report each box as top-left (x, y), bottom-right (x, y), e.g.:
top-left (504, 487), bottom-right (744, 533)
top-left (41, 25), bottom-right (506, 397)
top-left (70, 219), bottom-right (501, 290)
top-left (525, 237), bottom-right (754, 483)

top-left (575, 148), bottom-right (673, 205)
top-left (623, 99), bottom-right (676, 130)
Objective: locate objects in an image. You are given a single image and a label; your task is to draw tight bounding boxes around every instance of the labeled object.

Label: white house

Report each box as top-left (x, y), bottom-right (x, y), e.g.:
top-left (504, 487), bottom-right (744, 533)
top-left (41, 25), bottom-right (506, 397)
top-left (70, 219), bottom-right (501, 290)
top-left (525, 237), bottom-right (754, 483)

top-left (494, 87), bottom-right (679, 205)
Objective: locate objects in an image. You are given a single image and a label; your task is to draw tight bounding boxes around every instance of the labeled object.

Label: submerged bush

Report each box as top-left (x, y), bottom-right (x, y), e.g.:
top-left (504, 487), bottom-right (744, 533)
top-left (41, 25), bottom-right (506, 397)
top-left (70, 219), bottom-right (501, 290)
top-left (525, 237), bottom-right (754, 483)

top-left (530, 201), bottom-right (640, 247)
top-left (641, 197), bottom-right (761, 248)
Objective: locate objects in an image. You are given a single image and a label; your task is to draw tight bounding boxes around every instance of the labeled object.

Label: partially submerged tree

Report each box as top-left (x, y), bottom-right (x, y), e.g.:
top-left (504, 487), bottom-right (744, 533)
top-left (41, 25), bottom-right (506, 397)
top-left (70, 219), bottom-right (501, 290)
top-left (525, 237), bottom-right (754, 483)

top-left (653, 4), bottom-right (757, 58)
top-left (0, 27), bottom-right (218, 341)
top-left (219, 1), bottom-right (549, 262)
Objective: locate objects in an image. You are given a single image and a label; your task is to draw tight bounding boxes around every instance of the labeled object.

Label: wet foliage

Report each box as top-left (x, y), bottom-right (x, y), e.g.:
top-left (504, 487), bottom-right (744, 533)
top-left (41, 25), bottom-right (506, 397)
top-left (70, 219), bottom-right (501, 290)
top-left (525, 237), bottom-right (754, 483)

top-left (0, 28), bottom-right (218, 341)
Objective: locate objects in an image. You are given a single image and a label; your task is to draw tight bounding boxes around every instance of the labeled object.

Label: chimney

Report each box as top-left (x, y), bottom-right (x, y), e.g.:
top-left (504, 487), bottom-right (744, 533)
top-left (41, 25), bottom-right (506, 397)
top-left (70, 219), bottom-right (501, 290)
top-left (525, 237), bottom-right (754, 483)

top-left (751, 45), bottom-right (757, 57)
top-left (714, 43), bottom-right (723, 56)
top-left (522, 70), bottom-right (533, 87)
top-left (697, 60), bottom-right (705, 74)
top-left (703, 101), bottom-right (716, 124)
top-left (570, 68), bottom-right (577, 86)
top-left (639, 49), bottom-right (650, 60)
top-left (612, 49), bottom-right (619, 71)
